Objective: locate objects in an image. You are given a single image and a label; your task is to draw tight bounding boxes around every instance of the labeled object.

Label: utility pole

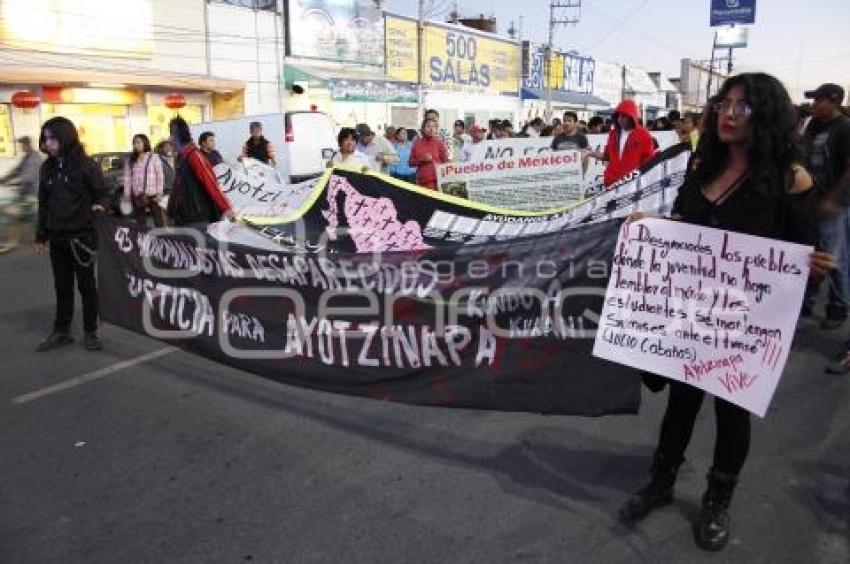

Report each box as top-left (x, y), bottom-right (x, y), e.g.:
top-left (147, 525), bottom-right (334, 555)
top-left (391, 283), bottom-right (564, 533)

top-left (706, 31), bottom-right (718, 105)
top-left (545, 1), bottom-right (581, 121)
top-left (417, 0), bottom-right (426, 122)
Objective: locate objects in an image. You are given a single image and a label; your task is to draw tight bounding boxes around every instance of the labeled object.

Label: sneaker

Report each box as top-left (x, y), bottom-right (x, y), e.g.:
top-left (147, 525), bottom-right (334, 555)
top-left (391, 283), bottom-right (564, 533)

top-left (83, 332), bottom-right (102, 351)
top-left (825, 350), bottom-right (850, 374)
top-left (36, 332), bottom-right (74, 352)
top-left (820, 317), bottom-right (846, 331)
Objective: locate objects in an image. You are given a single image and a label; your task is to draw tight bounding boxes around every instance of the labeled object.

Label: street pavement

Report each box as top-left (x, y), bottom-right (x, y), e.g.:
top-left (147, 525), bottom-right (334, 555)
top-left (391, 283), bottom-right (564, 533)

top-left (0, 247), bottom-right (847, 564)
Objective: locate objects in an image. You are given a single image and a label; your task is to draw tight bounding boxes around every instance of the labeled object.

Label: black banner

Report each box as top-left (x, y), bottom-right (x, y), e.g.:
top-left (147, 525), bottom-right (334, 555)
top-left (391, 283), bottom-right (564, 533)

top-left (96, 215), bottom-right (640, 416)
top-left (237, 143), bottom-right (690, 254)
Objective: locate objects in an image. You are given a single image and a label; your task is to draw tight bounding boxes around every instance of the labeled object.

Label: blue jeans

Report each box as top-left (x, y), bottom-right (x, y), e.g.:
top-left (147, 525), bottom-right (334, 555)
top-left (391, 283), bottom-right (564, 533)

top-left (812, 206), bottom-right (850, 319)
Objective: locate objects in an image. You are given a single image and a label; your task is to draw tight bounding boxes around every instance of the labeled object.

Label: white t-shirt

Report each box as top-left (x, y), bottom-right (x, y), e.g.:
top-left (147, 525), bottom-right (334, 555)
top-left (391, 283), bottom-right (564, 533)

top-left (460, 141), bottom-right (478, 162)
top-left (331, 150), bottom-right (371, 169)
top-left (618, 130), bottom-right (631, 155)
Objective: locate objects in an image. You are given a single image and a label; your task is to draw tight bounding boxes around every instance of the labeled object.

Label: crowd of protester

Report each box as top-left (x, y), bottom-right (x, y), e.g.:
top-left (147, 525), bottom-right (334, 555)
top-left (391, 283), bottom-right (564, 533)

top-left (12, 73), bottom-right (850, 554)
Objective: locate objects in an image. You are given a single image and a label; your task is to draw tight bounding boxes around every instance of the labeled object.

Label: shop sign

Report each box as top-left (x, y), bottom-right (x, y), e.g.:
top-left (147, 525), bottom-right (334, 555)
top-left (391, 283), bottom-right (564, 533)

top-left (523, 42), bottom-right (594, 95)
top-left (385, 15), bottom-right (419, 83)
top-left (42, 87), bottom-right (142, 106)
top-left (423, 23), bottom-right (519, 95)
top-left (328, 79), bottom-right (417, 103)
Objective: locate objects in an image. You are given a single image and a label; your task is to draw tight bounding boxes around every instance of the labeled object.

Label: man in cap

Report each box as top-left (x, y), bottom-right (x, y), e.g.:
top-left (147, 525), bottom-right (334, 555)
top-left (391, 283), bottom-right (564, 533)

top-left (458, 124), bottom-right (487, 162)
top-left (802, 84), bottom-right (850, 333)
top-left (355, 123), bottom-right (398, 173)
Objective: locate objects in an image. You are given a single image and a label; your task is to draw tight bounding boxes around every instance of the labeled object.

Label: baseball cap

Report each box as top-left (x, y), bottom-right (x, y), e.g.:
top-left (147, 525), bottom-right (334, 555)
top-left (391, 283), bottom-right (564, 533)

top-left (355, 123), bottom-right (374, 136)
top-left (804, 83), bottom-right (845, 104)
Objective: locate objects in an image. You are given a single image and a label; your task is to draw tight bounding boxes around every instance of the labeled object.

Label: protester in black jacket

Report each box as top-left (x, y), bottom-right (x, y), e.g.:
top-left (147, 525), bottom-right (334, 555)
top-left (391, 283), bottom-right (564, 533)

top-left (35, 117), bottom-right (109, 352)
top-left (620, 73), bottom-right (834, 551)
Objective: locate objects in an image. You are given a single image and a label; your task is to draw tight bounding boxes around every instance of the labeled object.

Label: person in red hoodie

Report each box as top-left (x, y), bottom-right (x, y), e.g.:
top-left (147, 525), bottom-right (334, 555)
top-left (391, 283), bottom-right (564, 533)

top-left (599, 99), bottom-right (655, 187)
top-left (409, 117), bottom-right (449, 190)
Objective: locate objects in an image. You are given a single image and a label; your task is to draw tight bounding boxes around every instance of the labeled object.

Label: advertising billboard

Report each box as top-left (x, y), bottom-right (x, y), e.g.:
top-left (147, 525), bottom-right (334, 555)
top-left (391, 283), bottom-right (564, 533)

top-left (286, 0), bottom-right (384, 66)
top-left (423, 24), bottom-right (520, 96)
top-left (385, 15), bottom-right (419, 83)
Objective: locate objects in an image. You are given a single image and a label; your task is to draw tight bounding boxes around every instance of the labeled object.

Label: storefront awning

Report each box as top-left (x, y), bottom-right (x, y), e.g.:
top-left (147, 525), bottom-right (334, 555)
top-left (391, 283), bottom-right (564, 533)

top-left (521, 88), bottom-right (610, 108)
top-left (0, 64), bottom-right (244, 93)
top-left (285, 64), bottom-right (417, 103)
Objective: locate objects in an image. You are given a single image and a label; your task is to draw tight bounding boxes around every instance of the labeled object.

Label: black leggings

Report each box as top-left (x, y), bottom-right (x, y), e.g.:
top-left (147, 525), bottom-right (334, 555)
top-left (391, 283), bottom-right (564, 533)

top-left (656, 381), bottom-right (751, 476)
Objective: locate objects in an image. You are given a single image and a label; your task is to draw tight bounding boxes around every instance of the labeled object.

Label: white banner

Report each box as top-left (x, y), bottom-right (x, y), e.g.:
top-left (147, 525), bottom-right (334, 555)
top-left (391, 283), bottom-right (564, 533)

top-left (465, 131), bottom-right (682, 193)
top-left (437, 149), bottom-right (584, 211)
top-left (593, 218), bottom-right (812, 417)
top-left (214, 158), bottom-right (320, 218)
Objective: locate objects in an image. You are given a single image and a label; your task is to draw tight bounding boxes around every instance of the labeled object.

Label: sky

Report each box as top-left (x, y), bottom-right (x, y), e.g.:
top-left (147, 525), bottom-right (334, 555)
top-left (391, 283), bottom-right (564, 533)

top-left (385, 0), bottom-right (850, 102)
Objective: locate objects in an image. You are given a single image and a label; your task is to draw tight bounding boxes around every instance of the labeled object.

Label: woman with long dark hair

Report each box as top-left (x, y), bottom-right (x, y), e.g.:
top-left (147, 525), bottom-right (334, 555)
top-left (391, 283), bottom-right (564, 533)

top-left (123, 133), bottom-right (165, 227)
top-left (34, 116), bottom-right (109, 352)
top-left (621, 73), bottom-right (834, 550)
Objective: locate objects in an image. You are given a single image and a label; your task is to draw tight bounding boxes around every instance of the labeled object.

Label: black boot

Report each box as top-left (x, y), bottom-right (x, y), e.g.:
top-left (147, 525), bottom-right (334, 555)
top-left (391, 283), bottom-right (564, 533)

top-left (36, 331), bottom-right (74, 352)
top-left (694, 469), bottom-right (737, 551)
top-left (84, 332), bottom-right (102, 351)
top-left (619, 452), bottom-right (682, 524)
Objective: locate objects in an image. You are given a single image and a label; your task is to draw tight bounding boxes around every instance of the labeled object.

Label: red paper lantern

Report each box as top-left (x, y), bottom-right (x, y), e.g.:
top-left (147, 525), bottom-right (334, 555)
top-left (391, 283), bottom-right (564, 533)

top-left (11, 91), bottom-right (40, 109)
top-left (163, 93), bottom-right (186, 110)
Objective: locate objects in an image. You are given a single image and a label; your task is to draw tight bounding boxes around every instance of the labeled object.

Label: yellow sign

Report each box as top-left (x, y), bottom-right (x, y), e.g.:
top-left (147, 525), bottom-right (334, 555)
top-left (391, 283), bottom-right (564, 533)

top-left (0, 105), bottom-right (13, 158)
top-left (385, 16), bottom-right (419, 83)
top-left (546, 52), bottom-right (565, 91)
top-left (0, 0), bottom-right (153, 57)
top-left (43, 87), bottom-right (142, 106)
top-left (423, 24), bottom-right (519, 95)
top-left (384, 17), bottom-right (520, 95)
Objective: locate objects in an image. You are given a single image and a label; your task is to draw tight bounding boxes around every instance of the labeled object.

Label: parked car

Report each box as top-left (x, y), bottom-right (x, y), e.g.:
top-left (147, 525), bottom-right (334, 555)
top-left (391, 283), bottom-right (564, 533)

top-left (191, 112), bottom-right (337, 183)
top-left (91, 152), bottom-right (127, 217)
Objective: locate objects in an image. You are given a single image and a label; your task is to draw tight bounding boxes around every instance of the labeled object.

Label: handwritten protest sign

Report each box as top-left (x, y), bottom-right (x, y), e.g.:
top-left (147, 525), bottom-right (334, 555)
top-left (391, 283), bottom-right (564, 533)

top-left (437, 149), bottom-right (583, 211)
top-left (593, 218), bottom-right (812, 417)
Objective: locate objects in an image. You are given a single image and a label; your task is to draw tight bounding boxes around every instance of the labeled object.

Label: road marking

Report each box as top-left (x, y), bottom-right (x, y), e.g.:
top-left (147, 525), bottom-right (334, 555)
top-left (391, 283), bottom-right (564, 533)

top-left (10, 347), bottom-right (177, 406)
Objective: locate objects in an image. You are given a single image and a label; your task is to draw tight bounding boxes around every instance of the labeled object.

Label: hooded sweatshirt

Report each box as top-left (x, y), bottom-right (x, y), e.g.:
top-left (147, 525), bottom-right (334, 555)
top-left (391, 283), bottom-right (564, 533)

top-left (603, 99), bottom-right (655, 187)
top-left (409, 134), bottom-right (449, 190)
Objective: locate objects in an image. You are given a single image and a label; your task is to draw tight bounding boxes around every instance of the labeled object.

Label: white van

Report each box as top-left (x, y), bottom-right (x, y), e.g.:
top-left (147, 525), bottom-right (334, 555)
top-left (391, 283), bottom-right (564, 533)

top-left (191, 112), bottom-right (337, 183)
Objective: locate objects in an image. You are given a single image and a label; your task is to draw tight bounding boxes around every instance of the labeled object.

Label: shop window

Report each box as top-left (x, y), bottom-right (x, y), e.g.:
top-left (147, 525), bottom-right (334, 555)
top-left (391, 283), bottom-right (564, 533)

top-left (147, 106), bottom-right (204, 145)
top-left (42, 103), bottom-right (130, 156)
top-left (0, 105), bottom-right (13, 157)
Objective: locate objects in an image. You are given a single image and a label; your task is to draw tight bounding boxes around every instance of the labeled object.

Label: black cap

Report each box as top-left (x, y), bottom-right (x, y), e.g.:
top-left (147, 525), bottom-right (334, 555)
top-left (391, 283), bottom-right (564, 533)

top-left (804, 83), bottom-right (845, 104)
top-left (355, 123), bottom-right (374, 136)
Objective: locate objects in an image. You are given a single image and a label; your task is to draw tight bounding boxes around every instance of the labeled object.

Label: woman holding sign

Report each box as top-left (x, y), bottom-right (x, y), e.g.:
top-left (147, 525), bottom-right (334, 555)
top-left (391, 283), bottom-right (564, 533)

top-left (621, 73), bottom-right (834, 551)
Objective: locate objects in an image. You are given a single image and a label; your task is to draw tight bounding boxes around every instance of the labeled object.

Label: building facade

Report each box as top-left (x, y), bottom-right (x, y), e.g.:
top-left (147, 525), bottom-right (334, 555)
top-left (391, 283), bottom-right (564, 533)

top-left (0, 0), bottom-right (285, 167)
